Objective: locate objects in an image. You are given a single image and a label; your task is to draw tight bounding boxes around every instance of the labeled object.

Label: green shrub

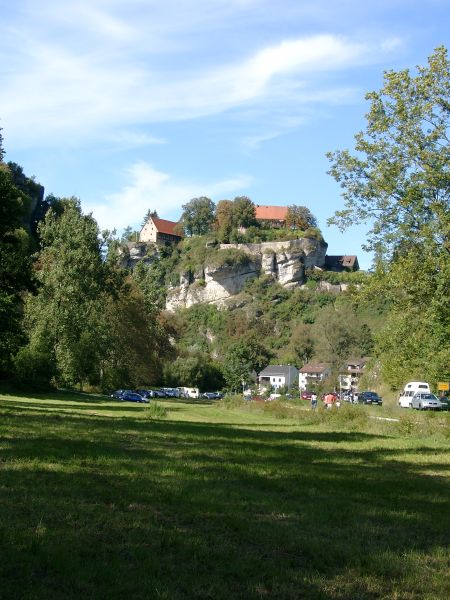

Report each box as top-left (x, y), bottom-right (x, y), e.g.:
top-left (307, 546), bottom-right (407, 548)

top-left (206, 248), bottom-right (251, 269)
top-left (144, 402), bottom-right (168, 419)
top-left (218, 394), bottom-right (247, 409)
top-left (13, 346), bottom-right (55, 391)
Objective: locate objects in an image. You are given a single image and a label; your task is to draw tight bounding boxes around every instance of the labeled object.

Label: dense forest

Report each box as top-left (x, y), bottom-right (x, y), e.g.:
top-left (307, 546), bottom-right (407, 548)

top-left (1, 48), bottom-right (449, 394)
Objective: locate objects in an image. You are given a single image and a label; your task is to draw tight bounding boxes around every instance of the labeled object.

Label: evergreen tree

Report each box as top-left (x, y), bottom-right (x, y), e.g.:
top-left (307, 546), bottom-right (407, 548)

top-left (141, 209), bottom-right (159, 227)
top-left (0, 163), bottom-right (32, 376)
top-left (0, 127), bottom-right (4, 162)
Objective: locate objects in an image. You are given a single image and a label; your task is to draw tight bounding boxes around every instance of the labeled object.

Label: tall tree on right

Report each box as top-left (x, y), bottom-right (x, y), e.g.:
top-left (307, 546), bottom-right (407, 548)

top-left (327, 47), bottom-right (450, 386)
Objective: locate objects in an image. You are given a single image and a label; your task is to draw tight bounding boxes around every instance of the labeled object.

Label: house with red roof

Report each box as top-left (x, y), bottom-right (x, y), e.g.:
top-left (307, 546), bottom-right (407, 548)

top-left (139, 216), bottom-right (182, 245)
top-left (254, 205), bottom-right (288, 227)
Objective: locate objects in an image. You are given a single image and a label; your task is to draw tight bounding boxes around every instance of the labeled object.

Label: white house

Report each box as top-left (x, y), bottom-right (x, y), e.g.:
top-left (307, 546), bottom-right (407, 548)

top-left (258, 365), bottom-right (299, 392)
top-left (339, 358), bottom-right (370, 392)
top-left (140, 216), bottom-right (182, 245)
top-left (298, 362), bottom-right (331, 391)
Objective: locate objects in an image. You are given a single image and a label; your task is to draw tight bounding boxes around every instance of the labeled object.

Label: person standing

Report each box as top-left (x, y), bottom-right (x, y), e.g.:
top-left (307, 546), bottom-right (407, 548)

top-left (324, 393), bottom-right (334, 409)
top-left (311, 392), bottom-right (318, 410)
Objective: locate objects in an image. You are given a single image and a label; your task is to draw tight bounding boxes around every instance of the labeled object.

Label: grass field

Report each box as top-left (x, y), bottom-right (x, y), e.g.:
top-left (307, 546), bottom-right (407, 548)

top-left (0, 390), bottom-right (449, 599)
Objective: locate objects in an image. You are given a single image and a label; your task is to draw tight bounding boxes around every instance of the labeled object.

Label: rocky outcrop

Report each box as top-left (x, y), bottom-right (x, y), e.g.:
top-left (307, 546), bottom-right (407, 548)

top-left (166, 259), bottom-right (260, 311)
top-left (313, 281), bottom-right (352, 293)
top-left (166, 237), bottom-right (327, 311)
top-left (117, 242), bottom-right (158, 269)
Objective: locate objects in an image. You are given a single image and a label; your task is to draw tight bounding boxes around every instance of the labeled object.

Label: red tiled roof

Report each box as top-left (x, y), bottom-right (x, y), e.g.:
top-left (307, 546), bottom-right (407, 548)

top-left (152, 217), bottom-right (182, 237)
top-left (255, 205), bottom-right (288, 221)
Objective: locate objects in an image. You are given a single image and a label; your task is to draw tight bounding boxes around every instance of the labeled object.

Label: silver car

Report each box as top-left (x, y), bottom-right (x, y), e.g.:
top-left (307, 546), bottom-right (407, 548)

top-left (411, 393), bottom-right (442, 410)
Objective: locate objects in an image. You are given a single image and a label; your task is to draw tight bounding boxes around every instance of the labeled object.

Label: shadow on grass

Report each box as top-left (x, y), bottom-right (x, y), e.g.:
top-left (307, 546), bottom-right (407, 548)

top-left (0, 403), bottom-right (449, 600)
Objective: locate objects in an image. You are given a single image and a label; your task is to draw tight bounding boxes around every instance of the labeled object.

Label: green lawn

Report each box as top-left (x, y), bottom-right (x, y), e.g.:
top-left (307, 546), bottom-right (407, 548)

top-left (0, 390), bottom-right (449, 599)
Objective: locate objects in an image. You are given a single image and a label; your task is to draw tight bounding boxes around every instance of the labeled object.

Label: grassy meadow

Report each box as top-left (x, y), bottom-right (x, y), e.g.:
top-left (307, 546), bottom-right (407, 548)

top-left (0, 389), bottom-right (449, 599)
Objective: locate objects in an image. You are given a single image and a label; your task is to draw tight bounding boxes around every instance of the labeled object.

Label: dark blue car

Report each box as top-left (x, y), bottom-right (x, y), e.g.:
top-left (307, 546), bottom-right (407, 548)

top-left (111, 390), bottom-right (148, 403)
top-left (121, 391), bottom-right (148, 403)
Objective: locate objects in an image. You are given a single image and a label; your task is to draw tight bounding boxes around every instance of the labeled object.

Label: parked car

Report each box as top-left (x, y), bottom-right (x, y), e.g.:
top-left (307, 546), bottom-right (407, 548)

top-left (438, 396), bottom-right (450, 411)
top-left (357, 391), bottom-right (383, 405)
top-left (110, 389), bottom-right (126, 399)
top-left (152, 389), bottom-right (166, 398)
top-left (398, 381), bottom-right (430, 408)
top-left (136, 389), bottom-right (154, 399)
top-left (202, 392), bottom-right (223, 400)
top-left (411, 393), bottom-right (442, 410)
top-left (301, 391), bottom-right (312, 400)
top-left (161, 387), bottom-right (179, 397)
top-left (121, 390), bottom-right (149, 403)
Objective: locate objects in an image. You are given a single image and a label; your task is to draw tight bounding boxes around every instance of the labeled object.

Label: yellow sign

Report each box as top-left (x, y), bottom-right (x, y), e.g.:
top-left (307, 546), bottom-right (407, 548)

top-left (437, 381), bottom-right (449, 391)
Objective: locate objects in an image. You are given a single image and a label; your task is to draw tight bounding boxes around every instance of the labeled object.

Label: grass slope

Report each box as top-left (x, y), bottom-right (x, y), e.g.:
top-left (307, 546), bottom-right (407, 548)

top-left (0, 390), bottom-right (449, 599)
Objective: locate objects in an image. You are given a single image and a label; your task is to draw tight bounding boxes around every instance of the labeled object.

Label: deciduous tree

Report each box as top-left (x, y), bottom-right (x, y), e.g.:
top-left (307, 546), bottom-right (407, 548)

top-left (22, 198), bottom-right (111, 387)
top-left (286, 205), bottom-right (317, 230)
top-left (181, 197), bottom-right (215, 236)
top-left (327, 46), bottom-right (450, 258)
top-left (232, 196), bottom-right (257, 228)
top-left (327, 46), bottom-right (450, 385)
top-left (214, 199), bottom-right (234, 242)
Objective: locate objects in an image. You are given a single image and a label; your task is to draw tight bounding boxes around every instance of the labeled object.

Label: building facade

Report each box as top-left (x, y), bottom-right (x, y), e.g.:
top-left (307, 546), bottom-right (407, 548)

top-left (258, 365), bottom-right (299, 391)
top-left (140, 216), bottom-right (182, 245)
top-left (298, 362), bottom-right (331, 391)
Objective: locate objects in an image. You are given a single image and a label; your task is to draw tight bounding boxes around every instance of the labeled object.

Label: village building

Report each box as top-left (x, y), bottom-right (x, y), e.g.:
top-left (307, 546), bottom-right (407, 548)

top-left (324, 255), bottom-right (360, 272)
top-left (258, 365), bottom-right (299, 391)
top-left (139, 216), bottom-right (182, 245)
top-left (254, 205), bottom-right (288, 227)
top-left (339, 358), bottom-right (370, 392)
top-left (299, 362), bottom-right (331, 391)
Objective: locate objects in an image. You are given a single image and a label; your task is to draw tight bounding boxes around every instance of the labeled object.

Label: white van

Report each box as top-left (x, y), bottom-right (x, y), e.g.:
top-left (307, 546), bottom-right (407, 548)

top-left (398, 381), bottom-right (431, 408)
top-left (180, 387), bottom-right (199, 399)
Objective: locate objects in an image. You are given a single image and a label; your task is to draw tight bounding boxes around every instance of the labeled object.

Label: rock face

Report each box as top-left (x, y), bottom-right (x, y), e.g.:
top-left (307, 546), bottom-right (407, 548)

top-left (118, 242), bottom-right (158, 269)
top-left (166, 237), bottom-right (327, 311)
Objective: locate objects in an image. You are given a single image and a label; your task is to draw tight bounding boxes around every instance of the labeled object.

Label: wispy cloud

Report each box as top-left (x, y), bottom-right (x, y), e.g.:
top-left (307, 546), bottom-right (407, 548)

top-left (84, 162), bottom-right (252, 232)
top-left (0, 0), bottom-right (402, 150)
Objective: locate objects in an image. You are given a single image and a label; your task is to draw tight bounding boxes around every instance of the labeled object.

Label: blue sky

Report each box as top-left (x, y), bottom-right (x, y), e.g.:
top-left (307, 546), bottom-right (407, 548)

top-left (1, 0), bottom-right (449, 269)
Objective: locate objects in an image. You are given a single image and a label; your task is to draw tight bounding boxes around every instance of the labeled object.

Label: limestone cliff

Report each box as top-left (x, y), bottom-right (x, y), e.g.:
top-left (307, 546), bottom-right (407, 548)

top-left (117, 242), bottom-right (158, 269)
top-left (165, 237), bottom-right (327, 311)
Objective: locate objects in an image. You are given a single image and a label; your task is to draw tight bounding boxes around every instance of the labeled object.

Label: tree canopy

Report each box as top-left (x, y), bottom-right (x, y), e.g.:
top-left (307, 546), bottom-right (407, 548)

top-left (232, 196), bottom-right (257, 228)
top-left (181, 197), bottom-right (216, 236)
top-left (327, 46), bottom-right (450, 386)
top-left (0, 163), bottom-right (33, 375)
top-left (286, 205), bottom-right (317, 230)
top-left (327, 45), bottom-right (450, 258)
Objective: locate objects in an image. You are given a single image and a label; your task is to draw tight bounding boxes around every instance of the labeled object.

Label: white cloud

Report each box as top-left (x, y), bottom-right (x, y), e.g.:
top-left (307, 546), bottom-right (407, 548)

top-left (104, 130), bottom-right (167, 150)
top-left (0, 0), bottom-right (401, 151)
top-left (84, 162), bottom-right (252, 232)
